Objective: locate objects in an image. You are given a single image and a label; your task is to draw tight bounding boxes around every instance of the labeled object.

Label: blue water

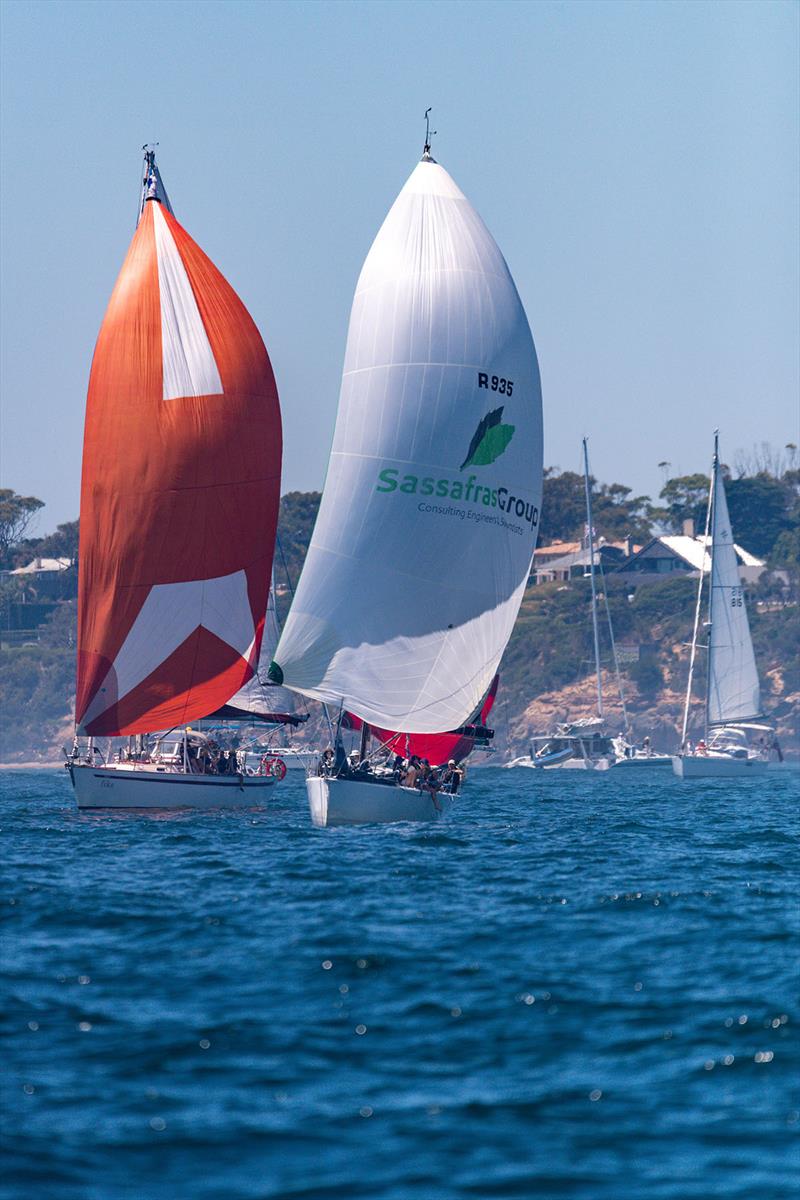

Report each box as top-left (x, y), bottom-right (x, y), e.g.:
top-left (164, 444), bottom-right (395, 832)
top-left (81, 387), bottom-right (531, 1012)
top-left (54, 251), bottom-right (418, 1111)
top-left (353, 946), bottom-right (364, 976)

top-left (2, 767), bottom-right (798, 1200)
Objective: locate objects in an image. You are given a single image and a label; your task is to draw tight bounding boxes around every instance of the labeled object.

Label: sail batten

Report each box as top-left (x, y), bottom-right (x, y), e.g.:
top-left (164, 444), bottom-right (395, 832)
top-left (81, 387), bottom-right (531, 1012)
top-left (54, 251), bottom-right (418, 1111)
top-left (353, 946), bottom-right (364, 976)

top-left (273, 158), bottom-right (542, 732)
top-left (77, 155), bottom-right (281, 737)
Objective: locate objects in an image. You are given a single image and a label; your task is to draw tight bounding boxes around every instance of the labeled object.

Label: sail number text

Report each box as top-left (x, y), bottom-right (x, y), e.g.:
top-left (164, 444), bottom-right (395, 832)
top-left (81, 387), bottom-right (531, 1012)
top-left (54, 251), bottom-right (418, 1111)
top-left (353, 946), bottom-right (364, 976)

top-left (478, 372), bottom-right (513, 396)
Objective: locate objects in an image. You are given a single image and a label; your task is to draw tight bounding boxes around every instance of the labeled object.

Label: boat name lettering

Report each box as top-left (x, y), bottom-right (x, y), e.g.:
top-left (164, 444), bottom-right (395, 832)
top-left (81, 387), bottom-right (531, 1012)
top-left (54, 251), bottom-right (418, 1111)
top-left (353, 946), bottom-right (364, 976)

top-left (478, 372), bottom-right (513, 395)
top-left (377, 469), bottom-right (538, 531)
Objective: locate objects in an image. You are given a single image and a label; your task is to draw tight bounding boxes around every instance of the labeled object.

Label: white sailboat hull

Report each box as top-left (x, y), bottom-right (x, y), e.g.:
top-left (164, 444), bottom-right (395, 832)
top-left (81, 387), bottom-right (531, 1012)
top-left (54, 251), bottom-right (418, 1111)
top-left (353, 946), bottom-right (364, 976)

top-left (69, 764), bottom-right (277, 809)
top-left (671, 754), bottom-right (768, 779)
top-left (307, 775), bottom-right (453, 827)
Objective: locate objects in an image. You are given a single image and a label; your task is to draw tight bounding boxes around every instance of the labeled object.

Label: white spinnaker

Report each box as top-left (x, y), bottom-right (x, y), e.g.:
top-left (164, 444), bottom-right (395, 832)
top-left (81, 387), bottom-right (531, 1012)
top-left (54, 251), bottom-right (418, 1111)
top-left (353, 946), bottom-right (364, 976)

top-left (226, 575), bottom-right (296, 717)
top-left (273, 158), bottom-right (543, 731)
top-left (707, 464), bottom-right (761, 725)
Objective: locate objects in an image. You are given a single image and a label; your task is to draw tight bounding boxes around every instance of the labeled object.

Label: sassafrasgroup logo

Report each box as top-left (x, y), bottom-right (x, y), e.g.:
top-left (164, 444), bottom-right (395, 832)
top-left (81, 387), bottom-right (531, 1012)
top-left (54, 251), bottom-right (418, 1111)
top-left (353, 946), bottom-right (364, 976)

top-left (460, 406), bottom-right (515, 470)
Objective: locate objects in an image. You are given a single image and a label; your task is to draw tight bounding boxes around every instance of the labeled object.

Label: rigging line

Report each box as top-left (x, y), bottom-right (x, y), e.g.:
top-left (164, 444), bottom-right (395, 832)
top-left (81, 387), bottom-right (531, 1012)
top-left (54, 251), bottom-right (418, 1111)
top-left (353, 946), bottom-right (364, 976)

top-left (275, 533), bottom-right (309, 718)
top-left (681, 435), bottom-right (715, 748)
top-left (597, 555), bottom-right (631, 739)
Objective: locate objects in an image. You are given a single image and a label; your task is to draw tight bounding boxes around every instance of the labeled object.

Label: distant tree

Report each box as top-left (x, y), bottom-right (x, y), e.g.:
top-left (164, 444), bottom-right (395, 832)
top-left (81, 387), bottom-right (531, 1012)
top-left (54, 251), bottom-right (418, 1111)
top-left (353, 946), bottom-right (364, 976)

top-left (538, 470), bottom-right (586, 543)
top-left (591, 482), bottom-right (653, 543)
top-left (725, 475), bottom-right (793, 559)
top-left (538, 469), bottom-right (653, 545)
top-left (653, 473), bottom-right (710, 534)
top-left (37, 520), bottom-right (79, 564)
top-left (275, 492), bottom-right (321, 594)
top-left (0, 490), bottom-right (44, 566)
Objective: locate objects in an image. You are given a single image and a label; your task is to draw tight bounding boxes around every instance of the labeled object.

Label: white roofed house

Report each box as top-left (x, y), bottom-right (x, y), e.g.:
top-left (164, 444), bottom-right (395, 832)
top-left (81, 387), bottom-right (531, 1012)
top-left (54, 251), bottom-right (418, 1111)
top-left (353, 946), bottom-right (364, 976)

top-left (533, 540), bottom-right (636, 585)
top-left (613, 527), bottom-right (765, 587)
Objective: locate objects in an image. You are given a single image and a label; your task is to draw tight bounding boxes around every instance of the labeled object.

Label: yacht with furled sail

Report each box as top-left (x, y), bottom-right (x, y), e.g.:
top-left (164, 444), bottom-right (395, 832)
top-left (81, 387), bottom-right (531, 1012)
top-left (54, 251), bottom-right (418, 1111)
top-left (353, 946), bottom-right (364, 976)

top-left (672, 432), bottom-right (775, 778)
top-left (509, 438), bottom-right (635, 770)
top-left (66, 149), bottom-right (285, 808)
top-left (267, 116), bottom-right (543, 825)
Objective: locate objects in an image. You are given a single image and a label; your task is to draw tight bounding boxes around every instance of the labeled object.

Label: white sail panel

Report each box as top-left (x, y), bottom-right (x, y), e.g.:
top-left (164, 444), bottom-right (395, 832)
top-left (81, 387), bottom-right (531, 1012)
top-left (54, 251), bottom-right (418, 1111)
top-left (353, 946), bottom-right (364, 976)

top-left (272, 159), bottom-right (543, 731)
top-left (152, 202), bottom-right (224, 401)
top-left (707, 465), bottom-right (761, 725)
top-left (225, 576), bottom-right (297, 718)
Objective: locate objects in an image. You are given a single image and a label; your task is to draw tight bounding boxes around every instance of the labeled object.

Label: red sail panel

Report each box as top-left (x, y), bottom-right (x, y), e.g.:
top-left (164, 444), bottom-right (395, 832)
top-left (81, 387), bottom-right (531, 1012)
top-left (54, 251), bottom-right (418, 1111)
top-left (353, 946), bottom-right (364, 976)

top-left (480, 674), bottom-right (499, 722)
top-left (343, 676), bottom-right (500, 767)
top-left (77, 200), bottom-right (281, 735)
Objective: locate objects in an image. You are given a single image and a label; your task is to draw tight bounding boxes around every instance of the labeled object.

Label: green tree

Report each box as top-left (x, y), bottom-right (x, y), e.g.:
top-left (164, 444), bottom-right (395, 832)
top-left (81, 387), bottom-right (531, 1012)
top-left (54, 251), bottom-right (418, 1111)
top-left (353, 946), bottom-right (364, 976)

top-left (539, 469), bottom-right (653, 544)
top-left (654, 473), bottom-right (710, 534)
top-left (0, 490), bottom-right (44, 566)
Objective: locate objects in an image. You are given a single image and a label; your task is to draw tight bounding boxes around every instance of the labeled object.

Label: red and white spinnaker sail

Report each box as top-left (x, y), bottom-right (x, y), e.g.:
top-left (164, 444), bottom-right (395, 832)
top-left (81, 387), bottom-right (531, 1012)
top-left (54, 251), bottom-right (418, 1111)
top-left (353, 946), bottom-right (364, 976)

top-left (77, 155), bottom-right (281, 736)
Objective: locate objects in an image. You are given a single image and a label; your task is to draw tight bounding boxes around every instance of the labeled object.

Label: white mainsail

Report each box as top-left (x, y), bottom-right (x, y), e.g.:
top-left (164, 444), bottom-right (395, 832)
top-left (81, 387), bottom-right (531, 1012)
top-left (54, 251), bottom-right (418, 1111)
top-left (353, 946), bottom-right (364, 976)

top-left (272, 155), bottom-right (543, 731)
top-left (707, 456), bottom-right (761, 725)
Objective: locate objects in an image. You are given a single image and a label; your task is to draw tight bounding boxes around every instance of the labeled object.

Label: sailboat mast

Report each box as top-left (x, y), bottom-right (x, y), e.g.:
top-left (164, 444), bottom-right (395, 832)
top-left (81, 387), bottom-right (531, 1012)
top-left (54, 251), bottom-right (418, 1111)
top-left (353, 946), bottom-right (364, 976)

top-left (703, 432), bottom-right (720, 742)
top-left (582, 438), bottom-right (603, 719)
top-left (680, 431), bottom-right (716, 748)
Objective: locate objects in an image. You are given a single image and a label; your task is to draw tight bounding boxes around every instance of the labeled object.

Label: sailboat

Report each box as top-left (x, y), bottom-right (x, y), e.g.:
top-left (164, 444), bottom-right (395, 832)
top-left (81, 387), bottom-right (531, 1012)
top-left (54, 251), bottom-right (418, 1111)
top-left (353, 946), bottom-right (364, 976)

top-left (66, 149), bottom-right (284, 809)
top-left (268, 121), bottom-right (543, 825)
top-left (511, 438), bottom-right (624, 771)
top-left (672, 433), bottom-right (772, 778)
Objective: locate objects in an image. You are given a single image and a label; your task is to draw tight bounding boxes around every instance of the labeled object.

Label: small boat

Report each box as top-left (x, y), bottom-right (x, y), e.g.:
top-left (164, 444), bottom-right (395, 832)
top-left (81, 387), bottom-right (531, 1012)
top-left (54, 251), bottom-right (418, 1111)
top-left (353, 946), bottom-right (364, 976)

top-left (68, 148), bottom-right (283, 809)
top-left (506, 718), bottom-right (616, 770)
top-left (612, 739), bottom-right (672, 767)
top-left (672, 433), bottom-right (774, 779)
top-left (268, 117), bottom-right (544, 825)
top-left (518, 439), bottom-right (663, 771)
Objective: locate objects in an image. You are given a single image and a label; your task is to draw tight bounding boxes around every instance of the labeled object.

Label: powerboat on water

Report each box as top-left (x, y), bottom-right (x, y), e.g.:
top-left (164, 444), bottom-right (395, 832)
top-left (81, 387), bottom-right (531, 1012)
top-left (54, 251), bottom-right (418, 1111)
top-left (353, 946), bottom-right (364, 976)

top-left (506, 718), bottom-right (616, 770)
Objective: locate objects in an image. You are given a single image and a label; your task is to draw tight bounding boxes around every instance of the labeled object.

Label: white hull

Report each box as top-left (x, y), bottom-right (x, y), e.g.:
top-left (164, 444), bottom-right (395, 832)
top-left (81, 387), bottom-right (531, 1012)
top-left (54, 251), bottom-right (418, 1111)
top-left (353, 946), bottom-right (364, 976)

top-left (274, 749), bottom-right (318, 771)
top-left (671, 754), bottom-right (769, 779)
top-left (615, 755), bottom-right (672, 768)
top-left (307, 775), bottom-right (453, 827)
top-left (504, 755), bottom-right (611, 771)
top-left (69, 764), bottom-right (277, 809)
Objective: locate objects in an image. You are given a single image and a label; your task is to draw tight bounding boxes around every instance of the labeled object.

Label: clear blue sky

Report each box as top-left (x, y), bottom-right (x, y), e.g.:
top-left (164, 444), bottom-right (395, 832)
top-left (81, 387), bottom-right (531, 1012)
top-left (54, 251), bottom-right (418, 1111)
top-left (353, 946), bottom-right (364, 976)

top-left (2, 0), bottom-right (797, 532)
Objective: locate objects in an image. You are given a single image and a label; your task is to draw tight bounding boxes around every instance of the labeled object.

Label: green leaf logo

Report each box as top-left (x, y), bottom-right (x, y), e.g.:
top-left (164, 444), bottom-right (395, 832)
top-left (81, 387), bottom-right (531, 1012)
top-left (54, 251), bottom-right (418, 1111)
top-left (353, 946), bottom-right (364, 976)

top-left (460, 407), bottom-right (515, 470)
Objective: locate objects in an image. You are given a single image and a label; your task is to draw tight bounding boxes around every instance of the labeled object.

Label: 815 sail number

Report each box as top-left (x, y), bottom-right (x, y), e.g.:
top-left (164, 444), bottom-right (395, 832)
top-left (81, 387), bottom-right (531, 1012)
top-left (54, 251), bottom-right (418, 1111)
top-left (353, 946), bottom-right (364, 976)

top-left (478, 372), bottom-right (513, 395)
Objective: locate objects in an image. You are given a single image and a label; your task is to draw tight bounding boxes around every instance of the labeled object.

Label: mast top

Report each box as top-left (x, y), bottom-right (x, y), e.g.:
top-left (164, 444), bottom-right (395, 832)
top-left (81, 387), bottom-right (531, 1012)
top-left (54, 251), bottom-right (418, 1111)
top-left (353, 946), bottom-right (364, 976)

top-left (422, 107), bottom-right (437, 162)
top-left (138, 144), bottom-right (173, 223)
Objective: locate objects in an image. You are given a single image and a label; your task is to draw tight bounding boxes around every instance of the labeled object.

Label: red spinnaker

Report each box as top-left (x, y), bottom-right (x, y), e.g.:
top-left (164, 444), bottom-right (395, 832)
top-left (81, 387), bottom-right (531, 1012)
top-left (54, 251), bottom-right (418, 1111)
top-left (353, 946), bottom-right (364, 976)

top-left (346, 675), bottom-right (499, 766)
top-left (77, 197), bottom-right (281, 735)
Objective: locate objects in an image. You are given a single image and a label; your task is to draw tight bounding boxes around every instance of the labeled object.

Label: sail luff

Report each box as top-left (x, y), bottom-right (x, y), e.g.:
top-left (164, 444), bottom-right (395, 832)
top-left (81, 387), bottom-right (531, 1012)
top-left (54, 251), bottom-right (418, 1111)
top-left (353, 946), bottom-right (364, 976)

top-left (272, 157), bottom-right (543, 732)
top-left (706, 443), bottom-right (761, 726)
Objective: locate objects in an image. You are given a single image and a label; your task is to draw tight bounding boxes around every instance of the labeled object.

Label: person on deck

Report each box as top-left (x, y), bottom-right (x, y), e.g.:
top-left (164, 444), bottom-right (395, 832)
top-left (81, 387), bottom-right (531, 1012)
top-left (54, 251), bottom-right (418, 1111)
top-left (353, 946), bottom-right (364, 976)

top-left (403, 757), bottom-right (420, 788)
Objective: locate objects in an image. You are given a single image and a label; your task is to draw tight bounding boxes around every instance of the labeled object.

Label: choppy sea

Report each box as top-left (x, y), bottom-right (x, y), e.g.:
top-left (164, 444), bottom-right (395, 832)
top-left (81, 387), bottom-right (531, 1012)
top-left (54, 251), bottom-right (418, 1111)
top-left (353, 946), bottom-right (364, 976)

top-left (1, 766), bottom-right (798, 1199)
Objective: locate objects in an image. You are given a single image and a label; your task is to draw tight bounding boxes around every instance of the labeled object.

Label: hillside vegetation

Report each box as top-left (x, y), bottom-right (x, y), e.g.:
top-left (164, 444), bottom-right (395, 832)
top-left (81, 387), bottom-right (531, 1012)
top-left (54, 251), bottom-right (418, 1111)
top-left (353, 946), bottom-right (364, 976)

top-left (1, 450), bottom-right (797, 761)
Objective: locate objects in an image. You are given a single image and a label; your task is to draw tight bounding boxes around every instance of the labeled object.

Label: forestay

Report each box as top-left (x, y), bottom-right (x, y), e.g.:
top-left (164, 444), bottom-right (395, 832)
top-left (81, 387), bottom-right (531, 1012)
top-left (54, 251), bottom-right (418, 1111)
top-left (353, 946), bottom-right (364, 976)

top-left (272, 157), bottom-right (542, 731)
top-left (707, 461), bottom-right (761, 725)
top-left (77, 163), bottom-right (281, 736)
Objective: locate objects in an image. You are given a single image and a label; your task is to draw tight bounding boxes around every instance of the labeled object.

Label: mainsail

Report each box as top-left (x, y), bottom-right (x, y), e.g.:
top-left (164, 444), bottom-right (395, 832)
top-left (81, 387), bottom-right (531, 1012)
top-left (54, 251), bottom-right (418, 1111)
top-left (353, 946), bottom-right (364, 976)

top-left (707, 454), bottom-right (761, 725)
top-left (77, 154), bottom-right (282, 736)
top-left (271, 155), bottom-right (542, 731)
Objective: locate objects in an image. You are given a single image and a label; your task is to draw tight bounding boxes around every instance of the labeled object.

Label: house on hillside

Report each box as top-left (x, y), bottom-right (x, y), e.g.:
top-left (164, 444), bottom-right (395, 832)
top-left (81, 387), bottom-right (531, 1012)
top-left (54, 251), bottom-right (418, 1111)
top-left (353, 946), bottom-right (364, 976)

top-left (613, 532), bottom-right (764, 586)
top-left (3, 556), bottom-right (77, 601)
top-left (533, 539), bottom-right (637, 585)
